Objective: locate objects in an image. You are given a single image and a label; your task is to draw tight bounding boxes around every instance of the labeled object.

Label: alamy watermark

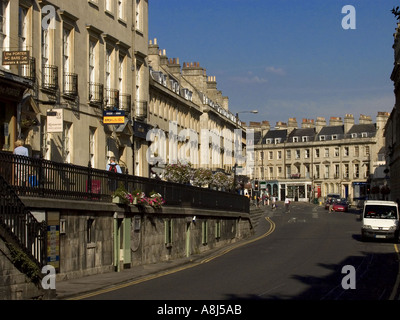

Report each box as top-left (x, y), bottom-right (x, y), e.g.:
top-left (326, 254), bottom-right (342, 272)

top-left (341, 265), bottom-right (356, 290)
top-left (41, 265), bottom-right (56, 290)
top-left (342, 5), bottom-right (356, 30)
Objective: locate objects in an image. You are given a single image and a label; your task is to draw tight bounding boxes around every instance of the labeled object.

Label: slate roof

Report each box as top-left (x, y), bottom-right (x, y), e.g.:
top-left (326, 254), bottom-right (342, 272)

top-left (287, 128), bottom-right (316, 142)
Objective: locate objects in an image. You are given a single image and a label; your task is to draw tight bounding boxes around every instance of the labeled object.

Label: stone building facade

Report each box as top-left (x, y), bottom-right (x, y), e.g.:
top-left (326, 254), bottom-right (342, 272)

top-left (386, 22), bottom-right (400, 202)
top-left (147, 39), bottom-right (246, 177)
top-left (0, 0), bottom-right (148, 173)
top-left (251, 112), bottom-right (389, 203)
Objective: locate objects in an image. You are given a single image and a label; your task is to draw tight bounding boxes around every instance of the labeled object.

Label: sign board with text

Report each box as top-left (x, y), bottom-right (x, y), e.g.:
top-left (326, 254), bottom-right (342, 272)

top-left (2, 51), bottom-right (30, 65)
top-left (47, 109), bottom-right (63, 133)
top-left (103, 110), bottom-right (125, 124)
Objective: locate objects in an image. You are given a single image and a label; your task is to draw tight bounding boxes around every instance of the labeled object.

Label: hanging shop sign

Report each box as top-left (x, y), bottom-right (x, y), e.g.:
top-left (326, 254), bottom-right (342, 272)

top-left (2, 51), bottom-right (30, 65)
top-left (47, 108), bottom-right (63, 133)
top-left (103, 110), bottom-right (125, 124)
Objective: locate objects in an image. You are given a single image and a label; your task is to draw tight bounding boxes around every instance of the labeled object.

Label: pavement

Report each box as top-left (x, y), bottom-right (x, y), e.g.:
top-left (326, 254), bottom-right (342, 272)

top-left (55, 209), bottom-right (268, 300)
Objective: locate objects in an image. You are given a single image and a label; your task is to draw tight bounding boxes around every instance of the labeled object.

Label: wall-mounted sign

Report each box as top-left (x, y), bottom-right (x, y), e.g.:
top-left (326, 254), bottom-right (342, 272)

top-left (47, 109), bottom-right (63, 133)
top-left (2, 51), bottom-right (30, 65)
top-left (103, 110), bottom-right (125, 124)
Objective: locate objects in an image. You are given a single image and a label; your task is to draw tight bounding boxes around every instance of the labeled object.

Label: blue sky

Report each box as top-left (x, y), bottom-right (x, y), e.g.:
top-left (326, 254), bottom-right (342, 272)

top-left (149, 0), bottom-right (399, 127)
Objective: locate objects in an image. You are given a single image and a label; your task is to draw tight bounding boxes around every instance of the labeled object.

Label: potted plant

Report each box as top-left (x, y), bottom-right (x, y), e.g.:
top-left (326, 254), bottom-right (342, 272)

top-left (112, 184), bottom-right (132, 204)
top-left (132, 189), bottom-right (145, 205)
top-left (142, 191), bottom-right (165, 209)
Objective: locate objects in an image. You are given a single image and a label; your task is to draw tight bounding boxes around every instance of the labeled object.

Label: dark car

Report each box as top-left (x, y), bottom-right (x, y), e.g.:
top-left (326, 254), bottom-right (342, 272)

top-left (331, 199), bottom-right (348, 212)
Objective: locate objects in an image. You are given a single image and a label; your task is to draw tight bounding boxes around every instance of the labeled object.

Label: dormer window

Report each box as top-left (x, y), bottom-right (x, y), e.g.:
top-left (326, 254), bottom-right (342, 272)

top-left (302, 136), bottom-right (309, 142)
top-left (274, 138), bottom-right (281, 144)
top-left (319, 135), bottom-right (326, 141)
top-left (266, 138), bottom-right (272, 144)
top-left (361, 132), bottom-right (367, 138)
top-left (351, 133), bottom-right (357, 138)
top-left (332, 134), bottom-right (338, 140)
top-left (293, 137), bottom-right (298, 142)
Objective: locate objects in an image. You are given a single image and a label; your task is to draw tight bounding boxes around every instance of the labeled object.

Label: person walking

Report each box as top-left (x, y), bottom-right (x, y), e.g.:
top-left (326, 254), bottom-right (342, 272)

top-left (13, 139), bottom-right (29, 186)
top-left (285, 197), bottom-right (291, 213)
top-left (106, 156), bottom-right (122, 173)
top-left (107, 156), bottom-right (122, 192)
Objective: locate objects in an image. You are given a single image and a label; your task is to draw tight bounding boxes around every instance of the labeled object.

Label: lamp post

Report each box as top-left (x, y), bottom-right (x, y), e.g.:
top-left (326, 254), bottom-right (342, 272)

top-left (235, 110), bottom-right (258, 127)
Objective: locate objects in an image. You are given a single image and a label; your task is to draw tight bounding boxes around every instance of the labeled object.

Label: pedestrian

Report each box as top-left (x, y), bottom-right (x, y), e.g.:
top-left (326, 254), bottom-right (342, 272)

top-left (285, 197), bottom-right (290, 213)
top-left (13, 139), bottom-right (29, 157)
top-left (13, 139), bottom-right (29, 186)
top-left (107, 156), bottom-right (122, 192)
top-left (106, 156), bottom-right (122, 173)
top-left (272, 196), bottom-right (276, 209)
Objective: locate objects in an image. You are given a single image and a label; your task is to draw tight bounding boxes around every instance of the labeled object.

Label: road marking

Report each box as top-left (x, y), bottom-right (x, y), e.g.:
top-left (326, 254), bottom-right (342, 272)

top-left (389, 243), bottom-right (400, 300)
top-left (67, 217), bottom-right (276, 300)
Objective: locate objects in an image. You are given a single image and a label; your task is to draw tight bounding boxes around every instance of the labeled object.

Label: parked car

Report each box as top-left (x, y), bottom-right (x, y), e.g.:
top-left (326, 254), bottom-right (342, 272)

top-left (331, 198), bottom-right (348, 212)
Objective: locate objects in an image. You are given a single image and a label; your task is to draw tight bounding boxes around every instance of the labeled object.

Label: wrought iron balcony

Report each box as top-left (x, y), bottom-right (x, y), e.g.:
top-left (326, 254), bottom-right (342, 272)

top-left (42, 64), bottom-right (58, 91)
top-left (19, 57), bottom-right (36, 82)
top-left (63, 73), bottom-right (78, 97)
top-left (135, 100), bottom-right (147, 119)
top-left (104, 88), bottom-right (119, 110)
top-left (119, 93), bottom-right (131, 113)
top-left (88, 82), bottom-right (104, 107)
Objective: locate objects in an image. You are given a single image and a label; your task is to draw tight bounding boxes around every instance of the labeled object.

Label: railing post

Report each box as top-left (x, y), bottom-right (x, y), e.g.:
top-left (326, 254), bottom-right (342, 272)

top-left (39, 155), bottom-right (45, 197)
top-left (87, 161), bottom-right (92, 197)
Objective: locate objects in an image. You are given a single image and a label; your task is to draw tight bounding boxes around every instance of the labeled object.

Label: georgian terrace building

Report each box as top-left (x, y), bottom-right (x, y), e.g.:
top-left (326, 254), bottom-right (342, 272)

top-left (0, 0), bottom-right (148, 174)
top-left (147, 39), bottom-right (247, 177)
top-left (251, 112), bottom-right (389, 203)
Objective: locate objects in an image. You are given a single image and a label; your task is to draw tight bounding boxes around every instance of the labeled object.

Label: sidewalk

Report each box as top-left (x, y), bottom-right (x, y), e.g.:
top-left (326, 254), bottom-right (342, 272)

top-left (55, 231), bottom-right (263, 300)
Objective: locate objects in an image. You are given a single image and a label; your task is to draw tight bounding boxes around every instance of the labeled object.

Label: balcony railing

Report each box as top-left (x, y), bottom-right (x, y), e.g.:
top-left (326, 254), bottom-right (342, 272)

top-left (42, 64), bottom-right (58, 91)
top-left (63, 73), bottom-right (78, 97)
top-left (135, 100), bottom-right (147, 119)
top-left (119, 93), bottom-right (131, 113)
top-left (104, 88), bottom-right (119, 110)
top-left (19, 57), bottom-right (36, 82)
top-left (0, 151), bottom-right (249, 213)
top-left (88, 82), bottom-right (104, 107)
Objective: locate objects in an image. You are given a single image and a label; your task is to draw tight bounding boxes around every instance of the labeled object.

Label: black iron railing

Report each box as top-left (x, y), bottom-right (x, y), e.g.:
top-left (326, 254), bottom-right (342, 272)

top-left (0, 175), bottom-right (47, 267)
top-left (88, 82), bottom-right (104, 107)
top-left (42, 64), bottom-right (58, 91)
top-left (104, 88), bottom-right (119, 110)
top-left (63, 73), bottom-right (78, 96)
top-left (119, 93), bottom-right (131, 113)
top-left (0, 151), bottom-right (249, 213)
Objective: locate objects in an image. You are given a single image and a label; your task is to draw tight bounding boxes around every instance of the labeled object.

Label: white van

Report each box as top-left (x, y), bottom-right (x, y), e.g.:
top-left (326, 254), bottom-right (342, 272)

top-left (361, 200), bottom-right (399, 242)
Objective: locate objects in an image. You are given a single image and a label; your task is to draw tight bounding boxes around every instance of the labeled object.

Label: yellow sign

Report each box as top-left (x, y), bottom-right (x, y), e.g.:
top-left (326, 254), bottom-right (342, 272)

top-left (103, 116), bottom-right (125, 124)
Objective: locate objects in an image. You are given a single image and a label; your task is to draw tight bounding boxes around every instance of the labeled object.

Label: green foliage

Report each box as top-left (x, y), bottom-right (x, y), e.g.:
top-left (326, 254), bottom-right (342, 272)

top-left (6, 242), bottom-right (41, 285)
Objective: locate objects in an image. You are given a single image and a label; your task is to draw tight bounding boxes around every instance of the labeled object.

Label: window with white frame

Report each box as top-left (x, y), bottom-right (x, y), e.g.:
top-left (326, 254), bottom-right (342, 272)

top-left (293, 137), bottom-right (298, 142)
top-left (268, 151), bottom-right (273, 160)
top-left (344, 146), bottom-right (349, 157)
top-left (89, 127), bottom-right (96, 167)
top-left (105, 47), bottom-right (112, 89)
top-left (315, 148), bottom-right (320, 158)
top-left (89, 39), bottom-right (95, 83)
top-left (105, 0), bottom-right (112, 12)
top-left (302, 136), bottom-right (308, 142)
top-left (305, 149), bottom-right (310, 159)
top-left (319, 135), bottom-right (325, 141)
top-left (324, 148), bottom-right (329, 157)
top-left (295, 149), bottom-right (300, 159)
top-left (277, 150), bottom-right (282, 160)
top-left (135, 0), bottom-right (141, 30)
top-left (63, 122), bottom-right (72, 163)
top-left (18, 5), bottom-right (28, 50)
top-left (0, 0), bottom-right (9, 66)
top-left (118, 0), bottom-right (125, 20)
top-left (334, 147), bottom-right (339, 157)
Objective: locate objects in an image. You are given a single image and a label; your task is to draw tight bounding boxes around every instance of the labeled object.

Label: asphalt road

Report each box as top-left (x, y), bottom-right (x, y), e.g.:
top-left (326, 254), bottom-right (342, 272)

top-left (84, 202), bottom-right (400, 301)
